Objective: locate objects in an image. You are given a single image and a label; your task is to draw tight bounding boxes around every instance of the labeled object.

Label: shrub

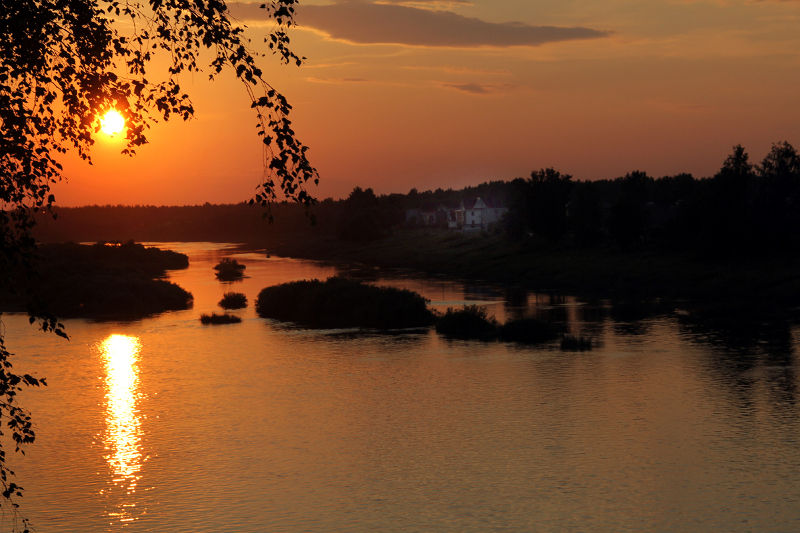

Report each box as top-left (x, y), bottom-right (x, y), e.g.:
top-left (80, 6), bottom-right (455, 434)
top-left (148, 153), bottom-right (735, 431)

top-left (435, 306), bottom-right (562, 345)
top-left (214, 258), bottom-right (246, 280)
top-left (255, 276), bottom-right (434, 329)
top-left (497, 317), bottom-right (560, 344)
top-left (435, 305), bottom-right (498, 340)
top-left (200, 312), bottom-right (242, 325)
top-left (0, 242), bottom-right (193, 318)
top-left (219, 292), bottom-right (247, 309)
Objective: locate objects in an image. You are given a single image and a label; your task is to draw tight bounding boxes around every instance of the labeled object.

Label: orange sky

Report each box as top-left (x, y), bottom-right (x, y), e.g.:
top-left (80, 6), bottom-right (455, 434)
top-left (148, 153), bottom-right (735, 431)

top-left (54, 0), bottom-right (800, 206)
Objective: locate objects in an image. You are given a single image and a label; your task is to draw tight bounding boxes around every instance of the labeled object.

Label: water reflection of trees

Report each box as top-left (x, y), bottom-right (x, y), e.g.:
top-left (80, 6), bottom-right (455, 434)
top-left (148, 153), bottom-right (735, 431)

top-left (608, 299), bottom-right (675, 336)
top-left (463, 283), bottom-right (504, 303)
top-left (503, 287), bottom-right (529, 319)
top-left (333, 264), bottom-right (383, 282)
top-left (573, 301), bottom-right (607, 339)
top-left (678, 313), bottom-right (799, 411)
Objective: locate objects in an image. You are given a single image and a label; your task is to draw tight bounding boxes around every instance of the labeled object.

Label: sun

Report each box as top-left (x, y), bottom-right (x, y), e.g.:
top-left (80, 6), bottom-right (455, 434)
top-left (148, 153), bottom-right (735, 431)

top-left (100, 109), bottom-right (125, 136)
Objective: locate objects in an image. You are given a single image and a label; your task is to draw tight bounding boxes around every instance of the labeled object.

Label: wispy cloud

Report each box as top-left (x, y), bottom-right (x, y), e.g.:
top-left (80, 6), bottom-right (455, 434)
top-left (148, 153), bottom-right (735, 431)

top-left (302, 61), bottom-right (357, 69)
top-left (307, 77), bottom-right (373, 84)
top-left (439, 82), bottom-right (514, 94)
top-left (234, 1), bottom-right (611, 48)
top-left (375, 0), bottom-right (473, 8)
top-left (403, 66), bottom-right (512, 75)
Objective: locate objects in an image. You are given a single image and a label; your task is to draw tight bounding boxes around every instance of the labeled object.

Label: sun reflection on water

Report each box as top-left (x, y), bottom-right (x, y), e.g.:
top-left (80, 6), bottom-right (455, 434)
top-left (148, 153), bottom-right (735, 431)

top-left (100, 334), bottom-right (144, 521)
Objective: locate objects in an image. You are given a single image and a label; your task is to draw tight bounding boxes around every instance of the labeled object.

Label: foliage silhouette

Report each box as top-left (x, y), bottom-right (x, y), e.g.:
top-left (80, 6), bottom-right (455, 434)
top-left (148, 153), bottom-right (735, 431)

top-left (504, 168), bottom-right (573, 244)
top-left (219, 292), bottom-right (248, 310)
top-left (608, 171), bottom-right (650, 250)
top-left (214, 258), bottom-right (247, 281)
top-left (31, 141), bottom-right (800, 271)
top-left (435, 305), bottom-right (498, 339)
top-left (1, 0), bottom-right (316, 523)
top-left (255, 277), bottom-right (434, 329)
top-left (0, 242), bottom-right (192, 318)
top-left (336, 187), bottom-right (390, 242)
top-left (200, 312), bottom-right (242, 325)
top-left (435, 305), bottom-right (561, 344)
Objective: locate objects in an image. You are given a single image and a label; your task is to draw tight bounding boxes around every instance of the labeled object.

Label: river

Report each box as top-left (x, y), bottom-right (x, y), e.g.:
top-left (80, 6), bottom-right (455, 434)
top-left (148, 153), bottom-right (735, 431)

top-left (3, 242), bottom-right (800, 532)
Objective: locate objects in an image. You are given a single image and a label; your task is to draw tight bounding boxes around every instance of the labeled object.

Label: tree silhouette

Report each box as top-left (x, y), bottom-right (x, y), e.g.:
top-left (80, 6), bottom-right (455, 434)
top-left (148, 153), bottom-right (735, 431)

top-left (609, 171), bottom-right (650, 250)
top-left (337, 187), bottom-right (388, 242)
top-left (1, 1), bottom-right (316, 528)
top-left (516, 168), bottom-right (573, 244)
top-left (751, 141), bottom-right (800, 251)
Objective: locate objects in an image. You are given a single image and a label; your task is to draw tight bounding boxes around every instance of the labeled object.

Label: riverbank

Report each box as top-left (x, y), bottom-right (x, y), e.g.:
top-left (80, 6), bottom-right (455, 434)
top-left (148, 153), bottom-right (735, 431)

top-left (264, 229), bottom-right (800, 308)
top-left (0, 242), bottom-right (193, 318)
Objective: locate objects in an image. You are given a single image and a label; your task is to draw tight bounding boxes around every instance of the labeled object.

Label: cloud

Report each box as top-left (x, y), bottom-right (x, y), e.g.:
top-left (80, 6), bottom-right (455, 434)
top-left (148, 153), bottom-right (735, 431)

top-left (441, 82), bottom-right (491, 93)
top-left (234, 1), bottom-right (611, 48)
top-left (439, 82), bottom-right (514, 94)
top-left (375, 0), bottom-right (473, 7)
top-left (403, 66), bottom-right (511, 75)
top-left (307, 77), bottom-right (372, 83)
top-left (303, 61), bottom-right (357, 69)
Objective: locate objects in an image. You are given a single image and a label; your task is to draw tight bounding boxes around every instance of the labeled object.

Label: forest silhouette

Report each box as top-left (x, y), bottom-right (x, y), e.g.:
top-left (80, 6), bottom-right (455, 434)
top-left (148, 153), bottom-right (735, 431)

top-left (36, 141), bottom-right (800, 260)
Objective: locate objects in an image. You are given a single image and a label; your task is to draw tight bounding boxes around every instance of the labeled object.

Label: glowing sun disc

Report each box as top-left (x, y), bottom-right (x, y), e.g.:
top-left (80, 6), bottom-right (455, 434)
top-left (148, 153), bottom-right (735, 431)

top-left (100, 110), bottom-right (125, 136)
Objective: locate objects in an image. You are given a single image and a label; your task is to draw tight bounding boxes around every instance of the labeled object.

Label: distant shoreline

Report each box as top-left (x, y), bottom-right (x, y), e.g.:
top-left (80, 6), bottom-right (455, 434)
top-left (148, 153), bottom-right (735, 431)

top-left (0, 242), bottom-right (193, 319)
top-left (262, 229), bottom-right (800, 311)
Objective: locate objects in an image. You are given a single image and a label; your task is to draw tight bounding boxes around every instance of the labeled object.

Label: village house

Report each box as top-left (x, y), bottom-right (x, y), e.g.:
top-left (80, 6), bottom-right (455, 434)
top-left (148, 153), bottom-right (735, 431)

top-left (407, 197), bottom-right (508, 231)
top-left (460, 197), bottom-right (508, 231)
top-left (406, 201), bottom-right (460, 227)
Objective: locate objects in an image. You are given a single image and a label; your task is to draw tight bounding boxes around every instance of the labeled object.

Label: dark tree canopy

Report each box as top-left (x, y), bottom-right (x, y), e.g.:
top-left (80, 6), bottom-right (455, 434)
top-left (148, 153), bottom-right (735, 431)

top-left (504, 168), bottom-right (573, 244)
top-left (1, 1), bottom-right (317, 528)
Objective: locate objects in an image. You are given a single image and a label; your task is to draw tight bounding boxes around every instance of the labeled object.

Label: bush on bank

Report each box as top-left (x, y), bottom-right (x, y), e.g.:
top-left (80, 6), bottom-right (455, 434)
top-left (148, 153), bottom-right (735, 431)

top-left (435, 305), bottom-right (497, 339)
top-left (219, 292), bottom-right (247, 309)
top-left (255, 276), bottom-right (435, 329)
top-left (0, 242), bottom-right (193, 318)
top-left (435, 305), bottom-right (562, 344)
top-left (200, 312), bottom-right (242, 325)
top-left (214, 258), bottom-right (246, 281)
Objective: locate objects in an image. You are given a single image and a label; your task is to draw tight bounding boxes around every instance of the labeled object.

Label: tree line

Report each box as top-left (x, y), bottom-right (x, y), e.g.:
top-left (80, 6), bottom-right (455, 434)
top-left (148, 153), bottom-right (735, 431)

top-left (35, 141), bottom-right (799, 258)
top-left (504, 142), bottom-right (800, 257)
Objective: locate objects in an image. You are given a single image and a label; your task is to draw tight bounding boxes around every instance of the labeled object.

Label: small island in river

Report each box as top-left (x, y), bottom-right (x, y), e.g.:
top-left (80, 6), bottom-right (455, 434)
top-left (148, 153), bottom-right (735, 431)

top-left (256, 276), bottom-right (435, 329)
top-left (0, 241), bottom-right (193, 318)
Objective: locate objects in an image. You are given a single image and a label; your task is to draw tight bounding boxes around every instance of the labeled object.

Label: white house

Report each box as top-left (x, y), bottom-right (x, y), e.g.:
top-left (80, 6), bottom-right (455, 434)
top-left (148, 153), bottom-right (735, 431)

top-left (460, 197), bottom-right (508, 231)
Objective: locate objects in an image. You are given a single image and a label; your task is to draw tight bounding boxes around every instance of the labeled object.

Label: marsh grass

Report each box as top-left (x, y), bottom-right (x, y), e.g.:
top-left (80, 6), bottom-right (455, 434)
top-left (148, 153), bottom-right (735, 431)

top-left (219, 291), bottom-right (247, 309)
top-left (214, 258), bottom-right (246, 281)
top-left (434, 305), bottom-right (497, 339)
top-left (268, 229), bottom-right (800, 305)
top-left (435, 306), bottom-right (562, 344)
top-left (0, 242), bottom-right (192, 317)
top-left (200, 312), bottom-right (242, 325)
top-left (256, 276), bottom-right (435, 329)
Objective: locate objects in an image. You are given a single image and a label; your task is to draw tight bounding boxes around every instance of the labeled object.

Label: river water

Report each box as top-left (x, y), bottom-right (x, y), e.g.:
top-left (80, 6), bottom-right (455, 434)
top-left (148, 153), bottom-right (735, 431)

top-left (3, 242), bottom-right (800, 532)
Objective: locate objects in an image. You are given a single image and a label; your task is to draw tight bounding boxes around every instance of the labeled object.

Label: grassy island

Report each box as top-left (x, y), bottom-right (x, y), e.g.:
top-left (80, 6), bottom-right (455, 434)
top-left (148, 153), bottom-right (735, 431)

top-left (218, 291), bottom-right (248, 309)
top-left (255, 277), bottom-right (435, 329)
top-left (0, 241), bottom-right (192, 318)
top-left (214, 258), bottom-right (246, 281)
top-left (200, 312), bottom-right (242, 324)
top-left (435, 305), bottom-right (562, 344)
top-left (265, 229), bottom-right (800, 310)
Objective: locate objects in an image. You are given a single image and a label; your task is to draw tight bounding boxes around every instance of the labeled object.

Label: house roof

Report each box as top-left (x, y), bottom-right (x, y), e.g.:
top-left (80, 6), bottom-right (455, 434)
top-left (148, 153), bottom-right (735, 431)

top-left (463, 197), bottom-right (504, 210)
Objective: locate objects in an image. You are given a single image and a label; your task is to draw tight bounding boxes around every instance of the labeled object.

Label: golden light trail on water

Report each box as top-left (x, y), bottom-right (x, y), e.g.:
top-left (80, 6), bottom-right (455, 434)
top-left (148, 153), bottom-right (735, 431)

top-left (100, 334), bottom-right (143, 522)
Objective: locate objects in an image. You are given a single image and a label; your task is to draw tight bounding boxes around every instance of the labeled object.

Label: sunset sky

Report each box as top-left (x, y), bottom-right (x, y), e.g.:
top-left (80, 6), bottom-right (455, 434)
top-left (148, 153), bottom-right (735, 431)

top-left (55, 0), bottom-right (800, 206)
